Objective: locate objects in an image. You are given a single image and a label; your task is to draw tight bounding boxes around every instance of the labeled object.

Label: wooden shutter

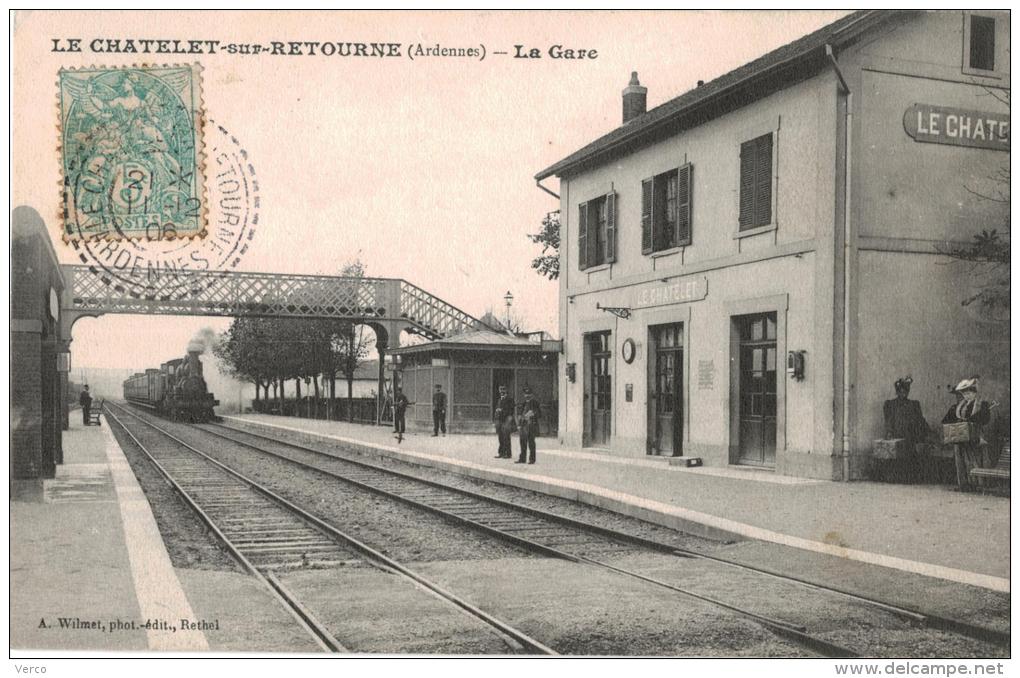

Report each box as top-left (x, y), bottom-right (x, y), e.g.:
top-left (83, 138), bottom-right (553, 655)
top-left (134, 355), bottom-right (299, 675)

top-left (641, 179), bottom-right (653, 254)
top-left (577, 201), bottom-right (588, 270)
top-left (738, 140), bottom-right (756, 230)
top-left (677, 164), bottom-right (692, 246)
top-left (754, 134), bottom-right (773, 228)
top-left (605, 191), bottom-right (617, 263)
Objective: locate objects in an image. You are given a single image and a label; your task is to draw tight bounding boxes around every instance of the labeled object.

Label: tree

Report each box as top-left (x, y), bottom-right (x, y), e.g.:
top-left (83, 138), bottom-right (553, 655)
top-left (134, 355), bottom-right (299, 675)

top-left (527, 210), bottom-right (560, 280)
top-left (318, 260), bottom-right (375, 422)
top-left (940, 89), bottom-right (1009, 321)
top-left (214, 317), bottom-right (278, 405)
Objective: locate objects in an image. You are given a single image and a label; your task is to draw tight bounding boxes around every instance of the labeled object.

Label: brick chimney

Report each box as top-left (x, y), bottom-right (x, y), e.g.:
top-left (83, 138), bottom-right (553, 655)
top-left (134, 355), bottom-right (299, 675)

top-left (622, 71), bottom-right (647, 124)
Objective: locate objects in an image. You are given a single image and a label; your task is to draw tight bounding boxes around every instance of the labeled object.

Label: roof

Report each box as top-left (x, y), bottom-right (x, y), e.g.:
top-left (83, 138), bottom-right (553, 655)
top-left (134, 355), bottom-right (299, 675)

top-left (536, 10), bottom-right (897, 180)
top-left (390, 328), bottom-right (552, 355)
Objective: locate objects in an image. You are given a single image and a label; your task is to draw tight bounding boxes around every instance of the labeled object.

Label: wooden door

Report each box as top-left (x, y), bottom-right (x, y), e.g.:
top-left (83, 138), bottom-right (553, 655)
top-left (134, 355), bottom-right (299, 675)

top-left (586, 332), bottom-right (612, 446)
top-left (651, 324), bottom-right (683, 456)
top-left (737, 313), bottom-right (777, 467)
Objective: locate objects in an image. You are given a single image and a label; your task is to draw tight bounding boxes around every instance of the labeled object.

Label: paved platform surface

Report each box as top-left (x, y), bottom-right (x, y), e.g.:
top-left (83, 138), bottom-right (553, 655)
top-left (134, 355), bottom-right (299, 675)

top-left (10, 415), bottom-right (319, 654)
top-left (225, 414), bottom-right (1011, 592)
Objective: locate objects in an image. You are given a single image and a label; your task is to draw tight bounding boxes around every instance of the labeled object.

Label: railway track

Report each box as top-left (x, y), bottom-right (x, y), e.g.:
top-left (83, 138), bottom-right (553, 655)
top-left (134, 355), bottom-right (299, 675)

top-left (105, 402), bottom-right (555, 655)
top-left (196, 418), bottom-right (1011, 656)
top-left (109, 402), bottom-right (1009, 656)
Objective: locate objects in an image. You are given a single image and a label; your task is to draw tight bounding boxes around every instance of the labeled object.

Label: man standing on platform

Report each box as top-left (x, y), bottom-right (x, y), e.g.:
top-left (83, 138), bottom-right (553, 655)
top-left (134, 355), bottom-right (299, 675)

top-left (393, 387), bottom-right (410, 443)
top-left (516, 386), bottom-right (541, 465)
top-left (494, 384), bottom-right (516, 459)
top-left (432, 384), bottom-right (447, 437)
top-left (79, 385), bottom-right (92, 426)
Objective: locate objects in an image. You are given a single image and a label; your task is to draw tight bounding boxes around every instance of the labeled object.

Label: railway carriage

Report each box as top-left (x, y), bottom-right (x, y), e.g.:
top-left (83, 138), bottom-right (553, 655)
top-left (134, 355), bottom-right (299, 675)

top-left (123, 350), bottom-right (219, 422)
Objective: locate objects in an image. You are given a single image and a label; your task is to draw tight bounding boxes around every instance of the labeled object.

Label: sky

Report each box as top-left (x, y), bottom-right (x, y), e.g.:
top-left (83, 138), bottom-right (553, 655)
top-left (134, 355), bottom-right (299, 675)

top-left (12, 10), bottom-right (850, 371)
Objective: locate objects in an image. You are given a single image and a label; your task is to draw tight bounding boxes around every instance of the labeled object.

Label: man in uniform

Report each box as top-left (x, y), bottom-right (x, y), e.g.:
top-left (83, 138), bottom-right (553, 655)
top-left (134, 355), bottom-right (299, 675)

top-left (515, 386), bottom-right (541, 464)
top-left (79, 385), bottom-right (92, 426)
top-left (493, 384), bottom-right (516, 459)
top-left (432, 384), bottom-right (447, 437)
top-left (392, 387), bottom-right (410, 443)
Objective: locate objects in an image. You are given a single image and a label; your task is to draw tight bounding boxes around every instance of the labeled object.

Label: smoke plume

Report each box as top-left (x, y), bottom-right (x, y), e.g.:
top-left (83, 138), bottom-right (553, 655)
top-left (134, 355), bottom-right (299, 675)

top-left (187, 327), bottom-right (219, 355)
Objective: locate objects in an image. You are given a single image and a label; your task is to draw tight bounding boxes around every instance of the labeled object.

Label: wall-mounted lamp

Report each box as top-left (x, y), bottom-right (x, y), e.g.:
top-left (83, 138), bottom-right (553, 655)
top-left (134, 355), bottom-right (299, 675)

top-left (566, 362), bottom-right (577, 383)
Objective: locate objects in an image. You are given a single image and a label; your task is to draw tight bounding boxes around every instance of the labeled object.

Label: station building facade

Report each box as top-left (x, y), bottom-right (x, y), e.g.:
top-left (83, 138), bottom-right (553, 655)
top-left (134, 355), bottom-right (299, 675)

top-left (11, 207), bottom-right (68, 487)
top-left (536, 10), bottom-right (1010, 480)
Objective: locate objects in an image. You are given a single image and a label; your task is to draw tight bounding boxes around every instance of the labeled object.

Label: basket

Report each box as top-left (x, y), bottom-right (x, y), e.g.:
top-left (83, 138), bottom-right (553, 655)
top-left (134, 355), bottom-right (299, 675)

top-left (942, 422), bottom-right (979, 444)
top-left (872, 439), bottom-right (908, 460)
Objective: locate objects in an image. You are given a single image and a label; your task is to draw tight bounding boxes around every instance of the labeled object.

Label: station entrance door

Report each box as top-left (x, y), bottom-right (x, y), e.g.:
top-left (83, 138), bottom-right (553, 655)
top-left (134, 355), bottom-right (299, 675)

top-left (736, 313), bottom-right (777, 467)
top-left (649, 323), bottom-right (683, 456)
top-left (584, 331), bottom-right (612, 447)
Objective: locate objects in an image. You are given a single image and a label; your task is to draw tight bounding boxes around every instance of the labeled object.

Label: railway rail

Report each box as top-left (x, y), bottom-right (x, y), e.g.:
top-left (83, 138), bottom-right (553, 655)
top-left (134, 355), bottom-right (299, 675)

top-left (200, 421), bottom-right (1011, 649)
top-left (104, 402), bottom-right (555, 655)
top-left (108, 401), bottom-right (1009, 656)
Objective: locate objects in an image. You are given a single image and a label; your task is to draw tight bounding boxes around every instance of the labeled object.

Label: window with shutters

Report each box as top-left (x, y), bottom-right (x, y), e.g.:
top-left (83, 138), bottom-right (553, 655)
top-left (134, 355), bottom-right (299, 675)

top-left (641, 164), bottom-right (693, 255)
top-left (738, 134), bottom-right (773, 232)
top-left (577, 192), bottom-right (616, 270)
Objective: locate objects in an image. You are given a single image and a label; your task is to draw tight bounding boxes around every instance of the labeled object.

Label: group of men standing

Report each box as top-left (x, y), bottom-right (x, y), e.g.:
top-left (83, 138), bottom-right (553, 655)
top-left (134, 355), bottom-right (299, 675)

top-left (494, 384), bottom-right (541, 464)
top-left (389, 382), bottom-right (542, 463)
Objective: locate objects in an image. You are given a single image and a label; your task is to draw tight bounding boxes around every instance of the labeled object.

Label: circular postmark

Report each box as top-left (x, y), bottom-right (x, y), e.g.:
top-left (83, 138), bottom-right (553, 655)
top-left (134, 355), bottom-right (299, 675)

top-left (68, 120), bottom-right (258, 300)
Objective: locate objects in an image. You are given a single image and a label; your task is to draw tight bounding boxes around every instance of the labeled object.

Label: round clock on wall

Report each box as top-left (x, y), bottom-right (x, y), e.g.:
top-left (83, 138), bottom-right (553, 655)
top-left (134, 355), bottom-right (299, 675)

top-left (621, 338), bottom-right (636, 364)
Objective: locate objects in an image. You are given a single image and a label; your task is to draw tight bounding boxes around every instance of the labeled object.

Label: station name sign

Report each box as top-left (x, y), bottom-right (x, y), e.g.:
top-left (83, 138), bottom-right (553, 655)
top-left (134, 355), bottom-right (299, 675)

top-left (903, 103), bottom-right (1009, 151)
top-left (633, 276), bottom-right (707, 309)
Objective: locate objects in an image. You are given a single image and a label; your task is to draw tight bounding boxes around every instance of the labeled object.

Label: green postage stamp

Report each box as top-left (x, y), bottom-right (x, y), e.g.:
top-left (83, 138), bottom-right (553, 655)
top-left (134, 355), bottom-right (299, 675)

top-left (59, 64), bottom-right (205, 241)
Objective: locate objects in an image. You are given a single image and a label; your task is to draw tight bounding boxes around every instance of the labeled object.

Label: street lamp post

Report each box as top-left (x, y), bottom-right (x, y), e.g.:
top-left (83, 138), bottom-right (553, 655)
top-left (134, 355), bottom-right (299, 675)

top-left (503, 290), bottom-right (514, 332)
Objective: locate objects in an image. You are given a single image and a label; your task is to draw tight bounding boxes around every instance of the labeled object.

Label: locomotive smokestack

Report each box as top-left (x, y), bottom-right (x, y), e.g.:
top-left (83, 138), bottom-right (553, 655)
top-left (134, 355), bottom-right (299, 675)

top-left (187, 340), bottom-right (204, 355)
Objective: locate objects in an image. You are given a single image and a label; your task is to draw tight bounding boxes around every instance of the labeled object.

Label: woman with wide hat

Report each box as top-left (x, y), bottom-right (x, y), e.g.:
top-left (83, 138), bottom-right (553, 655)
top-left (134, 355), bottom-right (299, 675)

top-left (942, 376), bottom-right (993, 487)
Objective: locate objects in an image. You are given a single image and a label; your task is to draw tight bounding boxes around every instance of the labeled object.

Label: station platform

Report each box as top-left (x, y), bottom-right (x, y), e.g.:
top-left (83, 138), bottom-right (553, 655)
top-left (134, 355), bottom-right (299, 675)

top-left (10, 415), bottom-right (320, 653)
top-left (224, 414), bottom-right (1011, 593)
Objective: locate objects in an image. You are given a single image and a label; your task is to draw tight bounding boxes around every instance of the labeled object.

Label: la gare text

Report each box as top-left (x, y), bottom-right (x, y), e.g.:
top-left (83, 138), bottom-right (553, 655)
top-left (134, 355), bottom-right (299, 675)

top-left (50, 38), bottom-right (597, 60)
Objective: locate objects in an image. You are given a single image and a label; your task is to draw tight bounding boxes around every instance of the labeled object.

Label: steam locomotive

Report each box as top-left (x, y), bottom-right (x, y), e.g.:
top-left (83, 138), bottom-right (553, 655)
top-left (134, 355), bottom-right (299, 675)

top-left (123, 349), bottom-right (219, 422)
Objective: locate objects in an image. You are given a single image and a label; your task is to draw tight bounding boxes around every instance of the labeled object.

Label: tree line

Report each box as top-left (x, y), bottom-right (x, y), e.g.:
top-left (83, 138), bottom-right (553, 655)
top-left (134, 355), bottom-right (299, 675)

top-left (213, 261), bottom-right (376, 420)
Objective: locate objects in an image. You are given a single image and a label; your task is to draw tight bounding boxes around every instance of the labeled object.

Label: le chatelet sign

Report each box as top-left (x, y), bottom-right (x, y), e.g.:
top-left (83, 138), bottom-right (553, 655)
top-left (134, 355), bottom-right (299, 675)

top-left (903, 103), bottom-right (1009, 151)
top-left (633, 276), bottom-right (708, 310)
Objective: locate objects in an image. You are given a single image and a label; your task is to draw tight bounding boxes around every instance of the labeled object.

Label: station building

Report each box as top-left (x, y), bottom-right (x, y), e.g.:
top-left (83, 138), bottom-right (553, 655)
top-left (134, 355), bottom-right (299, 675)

top-left (11, 207), bottom-right (68, 486)
top-left (392, 328), bottom-right (559, 435)
top-left (536, 10), bottom-right (1010, 480)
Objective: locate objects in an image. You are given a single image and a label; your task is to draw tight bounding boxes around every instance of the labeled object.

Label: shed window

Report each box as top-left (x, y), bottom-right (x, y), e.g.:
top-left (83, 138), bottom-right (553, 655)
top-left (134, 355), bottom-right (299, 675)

top-left (968, 15), bottom-right (996, 71)
top-left (739, 134), bottom-right (773, 231)
top-left (641, 164), bottom-right (693, 254)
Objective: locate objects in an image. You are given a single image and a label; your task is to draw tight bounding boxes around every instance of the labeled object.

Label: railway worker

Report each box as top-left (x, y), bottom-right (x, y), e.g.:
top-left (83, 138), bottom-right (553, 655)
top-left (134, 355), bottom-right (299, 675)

top-left (432, 384), bottom-right (447, 437)
top-left (515, 387), bottom-right (541, 465)
top-left (79, 385), bottom-right (93, 426)
top-left (393, 387), bottom-right (410, 443)
top-left (494, 385), bottom-right (516, 459)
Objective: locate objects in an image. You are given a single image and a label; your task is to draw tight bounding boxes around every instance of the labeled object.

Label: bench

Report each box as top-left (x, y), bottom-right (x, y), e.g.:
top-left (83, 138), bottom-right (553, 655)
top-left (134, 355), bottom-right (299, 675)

top-left (969, 443), bottom-right (1009, 486)
top-left (88, 399), bottom-right (104, 426)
